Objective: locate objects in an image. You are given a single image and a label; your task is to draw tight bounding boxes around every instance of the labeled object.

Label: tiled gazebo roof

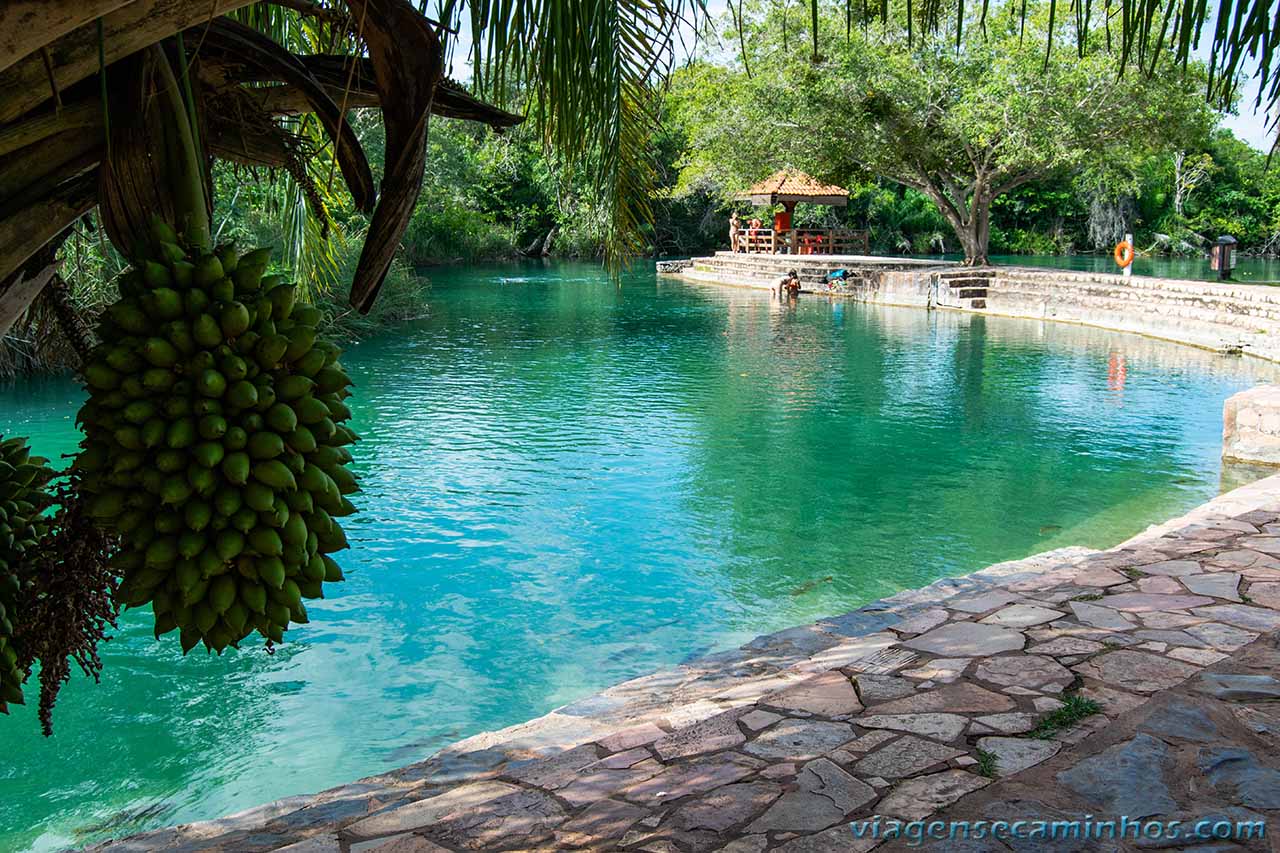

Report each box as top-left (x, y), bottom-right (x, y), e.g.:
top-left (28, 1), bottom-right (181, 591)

top-left (739, 169), bottom-right (849, 206)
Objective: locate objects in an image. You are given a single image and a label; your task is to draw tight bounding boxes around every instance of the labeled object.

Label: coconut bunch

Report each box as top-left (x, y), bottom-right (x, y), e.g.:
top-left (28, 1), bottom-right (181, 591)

top-left (0, 436), bottom-right (55, 713)
top-left (74, 218), bottom-right (359, 654)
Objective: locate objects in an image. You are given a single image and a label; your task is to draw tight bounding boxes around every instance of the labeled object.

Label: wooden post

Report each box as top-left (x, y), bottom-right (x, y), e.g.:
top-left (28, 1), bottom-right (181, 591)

top-left (1123, 232), bottom-right (1133, 280)
top-left (784, 201), bottom-right (795, 255)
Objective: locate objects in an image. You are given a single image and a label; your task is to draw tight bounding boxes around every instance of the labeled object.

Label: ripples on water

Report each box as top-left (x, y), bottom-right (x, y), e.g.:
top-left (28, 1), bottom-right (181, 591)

top-left (1, 262), bottom-right (1277, 850)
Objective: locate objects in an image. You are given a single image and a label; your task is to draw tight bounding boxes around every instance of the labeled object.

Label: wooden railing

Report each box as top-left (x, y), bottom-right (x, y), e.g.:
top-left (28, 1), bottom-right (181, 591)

top-left (732, 227), bottom-right (870, 255)
top-left (793, 228), bottom-right (870, 255)
top-left (735, 228), bottom-right (783, 254)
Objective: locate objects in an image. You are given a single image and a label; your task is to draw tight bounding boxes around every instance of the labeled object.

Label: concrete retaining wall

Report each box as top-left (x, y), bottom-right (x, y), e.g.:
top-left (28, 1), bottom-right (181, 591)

top-left (666, 253), bottom-right (1280, 363)
top-left (1224, 385), bottom-right (1280, 466)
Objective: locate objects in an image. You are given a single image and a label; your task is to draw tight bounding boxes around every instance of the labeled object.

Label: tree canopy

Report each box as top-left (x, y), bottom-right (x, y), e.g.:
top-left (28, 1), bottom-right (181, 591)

top-left (670, 2), bottom-right (1216, 263)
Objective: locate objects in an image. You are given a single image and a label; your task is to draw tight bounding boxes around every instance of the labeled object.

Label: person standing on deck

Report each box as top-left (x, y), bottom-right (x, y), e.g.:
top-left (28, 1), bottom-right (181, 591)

top-left (729, 213), bottom-right (741, 252)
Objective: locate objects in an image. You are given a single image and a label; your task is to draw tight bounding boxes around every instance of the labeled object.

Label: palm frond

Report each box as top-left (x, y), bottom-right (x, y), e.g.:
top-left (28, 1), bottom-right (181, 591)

top-left (285, 183), bottom-right (344, 296)
top-left (948, 1), bottom-right (1274, 145)
top-left (466, 0), bottom-right (703, 267)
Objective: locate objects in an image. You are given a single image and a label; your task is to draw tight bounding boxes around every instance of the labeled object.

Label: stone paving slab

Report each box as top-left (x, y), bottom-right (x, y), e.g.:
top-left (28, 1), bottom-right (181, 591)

top-left (84, 473), bottom-right (1280, 852)
top-left (876, 633), bottom-right (1280, 852)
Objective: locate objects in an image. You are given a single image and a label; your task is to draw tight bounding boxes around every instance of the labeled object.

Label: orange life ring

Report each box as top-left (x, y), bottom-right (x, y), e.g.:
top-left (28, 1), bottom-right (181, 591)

top-left (1114, 240), bottom-right (1135, 268)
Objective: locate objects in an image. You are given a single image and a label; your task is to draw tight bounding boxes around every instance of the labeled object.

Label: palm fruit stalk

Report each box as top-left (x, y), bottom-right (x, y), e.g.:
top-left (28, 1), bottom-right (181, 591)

top-left (12, 475), bottom-right (120, 736)
top-left (0, 436), bottom-right (56, 712)
top-left (75, 219), bottom-right (360, 654)
top-left (75, 44), bottom-right (359, 654)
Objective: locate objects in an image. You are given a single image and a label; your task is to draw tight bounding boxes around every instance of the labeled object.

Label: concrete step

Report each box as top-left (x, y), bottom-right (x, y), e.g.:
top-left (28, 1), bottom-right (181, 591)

top-left (990, 278), bottom-right (1280, 325)
top-left (989, 282), bottom-right (1280, 333)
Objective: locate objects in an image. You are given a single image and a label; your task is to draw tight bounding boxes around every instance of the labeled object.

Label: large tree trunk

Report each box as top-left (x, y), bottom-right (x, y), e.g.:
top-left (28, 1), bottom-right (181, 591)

top-left (956, 199), bottom-right (991, 266)
top-left (921, 182), bottom-right (991, 266)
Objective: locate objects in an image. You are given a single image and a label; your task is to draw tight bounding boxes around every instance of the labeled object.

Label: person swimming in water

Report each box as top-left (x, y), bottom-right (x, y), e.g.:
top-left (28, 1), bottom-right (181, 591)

top-left (777, 269), bottom-right (801, 299)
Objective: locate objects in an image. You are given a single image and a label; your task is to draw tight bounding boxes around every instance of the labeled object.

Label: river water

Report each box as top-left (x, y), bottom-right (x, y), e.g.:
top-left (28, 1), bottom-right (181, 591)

top-left (1, 262), bottom-right (1276, 850)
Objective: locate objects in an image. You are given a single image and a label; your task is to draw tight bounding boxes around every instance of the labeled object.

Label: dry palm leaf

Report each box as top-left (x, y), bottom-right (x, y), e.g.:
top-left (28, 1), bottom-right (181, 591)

top-left (196, 18), bottom-right (377, 213)
top-left (343, 0), bottom-right (443, 314)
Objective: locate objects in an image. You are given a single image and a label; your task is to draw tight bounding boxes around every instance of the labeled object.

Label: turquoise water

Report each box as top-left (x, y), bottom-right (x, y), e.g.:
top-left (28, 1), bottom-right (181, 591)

top-left (2, 262), bottom-right (1278, 850)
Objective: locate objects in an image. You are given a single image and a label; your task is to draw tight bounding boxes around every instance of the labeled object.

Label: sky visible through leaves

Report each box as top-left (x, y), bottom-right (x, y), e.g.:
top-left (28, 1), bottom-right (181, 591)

top-left (437, 0), bottom-right (1274, 152)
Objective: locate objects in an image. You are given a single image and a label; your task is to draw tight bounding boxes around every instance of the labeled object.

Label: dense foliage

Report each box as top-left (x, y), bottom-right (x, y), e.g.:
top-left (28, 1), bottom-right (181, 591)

top-left (665, 2), bottom-right (1258, 262)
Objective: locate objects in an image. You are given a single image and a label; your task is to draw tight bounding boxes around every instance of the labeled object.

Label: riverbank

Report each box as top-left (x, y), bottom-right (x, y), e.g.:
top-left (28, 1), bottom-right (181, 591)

top-left (85, 471), bottom-right (1280, 851)
top-left (667, 253), bottom-right (1280, 363)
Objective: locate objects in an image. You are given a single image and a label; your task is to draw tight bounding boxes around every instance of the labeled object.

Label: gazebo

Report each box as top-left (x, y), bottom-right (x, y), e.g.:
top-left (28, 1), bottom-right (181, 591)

top-left (734, 169), bottom-right (867, 255)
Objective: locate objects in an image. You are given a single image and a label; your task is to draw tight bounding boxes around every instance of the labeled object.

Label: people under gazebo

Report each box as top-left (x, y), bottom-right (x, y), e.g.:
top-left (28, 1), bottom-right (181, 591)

top-left (730, 169), bottom-right (869, 255)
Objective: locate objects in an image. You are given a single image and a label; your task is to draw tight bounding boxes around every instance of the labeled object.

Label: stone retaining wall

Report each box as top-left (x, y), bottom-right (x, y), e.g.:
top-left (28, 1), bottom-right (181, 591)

top-left (665, 254), bottom-right (1280, 363)
top-left (1224, 385), bottom-right (1280, 466)
top-left (985, 267), bottom-right (1280, 362)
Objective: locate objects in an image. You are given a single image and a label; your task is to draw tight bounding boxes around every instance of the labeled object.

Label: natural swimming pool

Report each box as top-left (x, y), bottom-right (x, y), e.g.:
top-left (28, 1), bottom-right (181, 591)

top-left (2, 262), bottom-right (1277, 851)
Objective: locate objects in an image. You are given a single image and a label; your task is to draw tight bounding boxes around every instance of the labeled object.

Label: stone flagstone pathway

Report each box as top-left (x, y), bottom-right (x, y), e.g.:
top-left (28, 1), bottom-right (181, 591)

top-left (874, 632), bottom-right (1280, 852)
top-left (86, 475), bottom-right (1280, 852)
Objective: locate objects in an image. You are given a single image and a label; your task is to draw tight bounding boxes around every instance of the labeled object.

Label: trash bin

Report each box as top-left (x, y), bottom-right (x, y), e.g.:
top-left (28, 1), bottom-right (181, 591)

top-left (1210, 235), bottom-right (1238, 280)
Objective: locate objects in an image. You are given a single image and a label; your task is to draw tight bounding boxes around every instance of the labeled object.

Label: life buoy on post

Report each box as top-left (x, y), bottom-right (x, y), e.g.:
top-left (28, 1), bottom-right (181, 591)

top-left (1114, 240), bottom-right (1135, 268)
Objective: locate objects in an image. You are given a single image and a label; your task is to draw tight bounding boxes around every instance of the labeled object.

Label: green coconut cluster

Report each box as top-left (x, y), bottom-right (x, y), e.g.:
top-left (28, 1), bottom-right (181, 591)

top-left (75, 219), bottom-right (359, 654)
top-left (0, 436), bottom-right (55, 713)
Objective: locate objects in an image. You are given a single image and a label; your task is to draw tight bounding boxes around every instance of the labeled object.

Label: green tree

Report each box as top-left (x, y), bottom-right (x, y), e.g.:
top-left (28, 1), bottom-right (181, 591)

top-left (671, 3), bottom-right (1215, 263)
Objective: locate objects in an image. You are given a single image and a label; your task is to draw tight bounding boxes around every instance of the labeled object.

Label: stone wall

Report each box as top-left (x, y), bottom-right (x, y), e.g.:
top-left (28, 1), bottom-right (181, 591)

top-left (985, 267), bottom-right (1280, 362)
top-left (1223, 385), bottom-right (1280, 466)
top-left (664, 255), bottom-right (1280, 364)
top-left (655, 259), bottom-right (693, 274)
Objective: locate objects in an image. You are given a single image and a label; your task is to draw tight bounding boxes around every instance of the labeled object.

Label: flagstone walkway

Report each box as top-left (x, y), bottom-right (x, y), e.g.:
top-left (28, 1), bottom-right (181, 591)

top-left (875, 632), bottom-right (1280, 852)
top-left (88, 475), bottom-right (1280, 853)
